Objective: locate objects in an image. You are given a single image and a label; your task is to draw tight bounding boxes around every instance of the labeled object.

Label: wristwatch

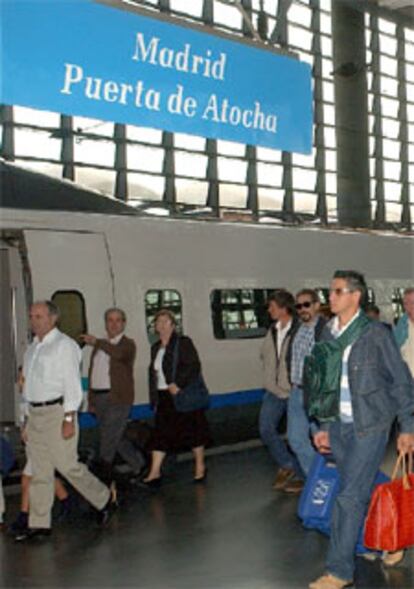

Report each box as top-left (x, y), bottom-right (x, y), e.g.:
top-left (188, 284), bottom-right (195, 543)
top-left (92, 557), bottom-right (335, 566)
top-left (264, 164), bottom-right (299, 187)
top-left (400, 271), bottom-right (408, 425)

top-left (64, 414), bottom-right (75, 423)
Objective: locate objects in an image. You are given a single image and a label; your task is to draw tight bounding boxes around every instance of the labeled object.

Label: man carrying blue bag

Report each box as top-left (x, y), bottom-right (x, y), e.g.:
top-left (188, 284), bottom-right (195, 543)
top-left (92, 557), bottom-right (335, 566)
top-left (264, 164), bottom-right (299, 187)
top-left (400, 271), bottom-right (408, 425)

top-left (304, 270), bottom-right (414, 589)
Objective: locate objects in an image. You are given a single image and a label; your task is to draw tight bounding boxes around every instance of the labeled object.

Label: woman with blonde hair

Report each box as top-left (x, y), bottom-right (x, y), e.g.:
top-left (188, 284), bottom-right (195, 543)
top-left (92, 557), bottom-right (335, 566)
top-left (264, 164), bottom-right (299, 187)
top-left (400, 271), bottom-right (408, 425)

top-left (143, 309), bottom-right (210, 486)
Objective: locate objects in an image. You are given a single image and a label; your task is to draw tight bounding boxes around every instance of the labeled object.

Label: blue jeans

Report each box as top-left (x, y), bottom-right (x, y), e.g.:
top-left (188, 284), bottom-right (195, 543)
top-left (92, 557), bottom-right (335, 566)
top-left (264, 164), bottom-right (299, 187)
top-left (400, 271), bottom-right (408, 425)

top-left (326, 421), bottom-right (388, 581)
top-left (259, 391), bottom-right (301, 476)
top-left (287, 386), bottom-right (317, 476)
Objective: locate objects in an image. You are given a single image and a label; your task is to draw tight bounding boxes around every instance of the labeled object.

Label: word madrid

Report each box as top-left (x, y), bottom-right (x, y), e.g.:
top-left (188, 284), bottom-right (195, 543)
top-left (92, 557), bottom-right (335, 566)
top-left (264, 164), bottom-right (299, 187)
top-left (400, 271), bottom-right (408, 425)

top-left (60, 65), bottom-right (278, 133)
top-left (132, 33), bottom-right (227, 81)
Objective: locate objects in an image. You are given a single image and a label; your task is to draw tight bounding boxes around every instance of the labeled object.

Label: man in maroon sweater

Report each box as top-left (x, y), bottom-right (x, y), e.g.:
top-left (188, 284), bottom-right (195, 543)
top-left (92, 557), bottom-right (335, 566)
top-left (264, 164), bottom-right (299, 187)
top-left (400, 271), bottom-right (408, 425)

top-left (82, 308), bottom-right (144, 485)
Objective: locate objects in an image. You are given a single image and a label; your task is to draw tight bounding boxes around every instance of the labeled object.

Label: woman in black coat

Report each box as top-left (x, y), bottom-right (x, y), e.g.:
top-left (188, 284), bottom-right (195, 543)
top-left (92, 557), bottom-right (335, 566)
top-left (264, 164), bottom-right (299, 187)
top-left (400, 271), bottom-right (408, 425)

top-left (143, 309), bottom-right (210, 486)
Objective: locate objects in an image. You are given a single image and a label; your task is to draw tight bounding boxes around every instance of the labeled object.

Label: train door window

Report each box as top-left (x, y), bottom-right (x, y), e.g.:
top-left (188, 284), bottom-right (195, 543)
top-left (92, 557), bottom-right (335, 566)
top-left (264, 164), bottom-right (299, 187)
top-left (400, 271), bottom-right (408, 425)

top-left (392, 288), bottom-right (405, 322)
top-left (315, 288), bottom-right (329, 305)
top-left (210, 288), bottom-right (275, 339)
top-left (51, 290), bottom-right (87, 345)
top-left (315, 288), bottom-right (333, 320)
top-left (145, 289), bottom-right (182, 344)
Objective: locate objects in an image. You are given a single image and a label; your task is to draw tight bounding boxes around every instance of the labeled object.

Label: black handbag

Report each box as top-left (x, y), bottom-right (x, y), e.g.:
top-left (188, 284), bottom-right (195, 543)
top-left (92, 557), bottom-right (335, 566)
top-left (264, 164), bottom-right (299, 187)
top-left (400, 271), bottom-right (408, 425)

top-left (172, 338), bottom-right (209, 413)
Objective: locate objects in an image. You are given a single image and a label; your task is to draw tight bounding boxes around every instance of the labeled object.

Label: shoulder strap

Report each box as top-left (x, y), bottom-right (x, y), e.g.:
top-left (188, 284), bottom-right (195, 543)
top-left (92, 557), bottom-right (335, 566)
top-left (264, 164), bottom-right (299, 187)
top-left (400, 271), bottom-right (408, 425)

top-left (314, 316), bottom-right (326, 341)
top-left (172, 336), bottom-right (180, 382)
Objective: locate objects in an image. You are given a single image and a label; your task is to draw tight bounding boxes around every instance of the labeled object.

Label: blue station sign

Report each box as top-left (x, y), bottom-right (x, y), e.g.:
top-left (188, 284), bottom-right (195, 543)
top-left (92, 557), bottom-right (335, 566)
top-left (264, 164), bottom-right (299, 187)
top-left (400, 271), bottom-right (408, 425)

top-left (1, 0), bottom-right (313, 153)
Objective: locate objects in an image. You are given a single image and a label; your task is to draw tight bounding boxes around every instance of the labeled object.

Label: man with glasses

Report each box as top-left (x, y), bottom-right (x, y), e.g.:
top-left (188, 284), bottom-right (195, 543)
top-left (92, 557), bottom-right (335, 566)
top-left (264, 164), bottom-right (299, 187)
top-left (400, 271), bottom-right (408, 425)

top-left (308, 271), bottom-right (414, 589)
top-left (284, 289), bottom-right (330, 494)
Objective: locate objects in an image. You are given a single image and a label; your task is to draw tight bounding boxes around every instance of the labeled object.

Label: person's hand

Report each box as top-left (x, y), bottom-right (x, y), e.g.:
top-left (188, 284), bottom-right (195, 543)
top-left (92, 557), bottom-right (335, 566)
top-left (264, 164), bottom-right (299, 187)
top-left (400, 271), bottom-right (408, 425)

top-left (397, 433), bottom-right (414, 455)
top-left (80, 334), bottom-right (97, 346)
top-left (62, 421), bottom-right (75, 439)
top-left (168, 383), bottom-right (180, 396)
top-left (313, 431), bottom-right (331, 454)
top-left (17, 369), bottom-right (25, 393)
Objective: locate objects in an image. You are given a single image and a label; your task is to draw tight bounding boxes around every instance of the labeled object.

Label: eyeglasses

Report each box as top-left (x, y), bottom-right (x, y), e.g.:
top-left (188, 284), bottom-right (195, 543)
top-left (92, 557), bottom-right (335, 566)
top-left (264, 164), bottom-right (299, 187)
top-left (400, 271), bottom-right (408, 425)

top-left (329, 288), bottom-right (353, 296)
top-left (295, 301), bottom-right (313, 310)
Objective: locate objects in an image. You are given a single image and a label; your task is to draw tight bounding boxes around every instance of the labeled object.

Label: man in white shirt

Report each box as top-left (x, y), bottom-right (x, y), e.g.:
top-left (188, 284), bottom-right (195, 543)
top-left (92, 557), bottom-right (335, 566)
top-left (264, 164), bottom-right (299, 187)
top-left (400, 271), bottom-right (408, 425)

top-left (16, 301), bottom-right (113, 541)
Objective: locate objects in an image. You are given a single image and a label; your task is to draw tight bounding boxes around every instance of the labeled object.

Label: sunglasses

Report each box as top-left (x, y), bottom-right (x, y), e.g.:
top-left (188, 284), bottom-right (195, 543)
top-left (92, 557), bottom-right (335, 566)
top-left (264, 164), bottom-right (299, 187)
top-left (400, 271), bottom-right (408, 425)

top-left (329, 288), bottom-right (353, 296)
top-left (295, 301), bottom-right (313, 310)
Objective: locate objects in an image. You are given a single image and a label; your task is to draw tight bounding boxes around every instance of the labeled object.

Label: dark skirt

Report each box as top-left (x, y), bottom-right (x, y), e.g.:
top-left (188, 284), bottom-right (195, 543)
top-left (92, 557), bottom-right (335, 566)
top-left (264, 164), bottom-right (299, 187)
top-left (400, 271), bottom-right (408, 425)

top-left (150, 390), bottom-right (210, 453)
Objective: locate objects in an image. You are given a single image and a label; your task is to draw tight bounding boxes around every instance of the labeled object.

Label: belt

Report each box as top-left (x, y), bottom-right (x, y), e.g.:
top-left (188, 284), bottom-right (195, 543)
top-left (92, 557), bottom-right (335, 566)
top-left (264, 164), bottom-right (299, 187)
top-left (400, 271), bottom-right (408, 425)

top-left (30, 397), bottom-right (63, 408)
top-left (91, 389), bottom-right (110, 394)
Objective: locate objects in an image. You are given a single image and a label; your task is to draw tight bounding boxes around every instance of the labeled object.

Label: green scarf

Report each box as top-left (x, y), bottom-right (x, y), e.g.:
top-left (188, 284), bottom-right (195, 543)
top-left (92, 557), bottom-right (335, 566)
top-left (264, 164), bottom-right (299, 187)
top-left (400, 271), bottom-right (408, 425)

top-left (303, 312), bottom-right (371, 422)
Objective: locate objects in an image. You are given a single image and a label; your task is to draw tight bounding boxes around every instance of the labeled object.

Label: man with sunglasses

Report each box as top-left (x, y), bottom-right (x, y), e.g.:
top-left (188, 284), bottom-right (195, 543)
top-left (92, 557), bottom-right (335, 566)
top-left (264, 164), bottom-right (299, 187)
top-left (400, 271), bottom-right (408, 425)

top-left (284, 289), bottom-right (330, 493)
top-left (309, 271), bottom-right (414, 589)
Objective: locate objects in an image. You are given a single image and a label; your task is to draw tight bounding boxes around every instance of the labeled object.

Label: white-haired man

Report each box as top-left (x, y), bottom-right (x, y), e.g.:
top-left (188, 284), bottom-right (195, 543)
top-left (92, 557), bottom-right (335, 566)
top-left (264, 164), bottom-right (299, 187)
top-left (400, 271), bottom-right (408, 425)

top-left (16, 301), bottom-right (114, 541)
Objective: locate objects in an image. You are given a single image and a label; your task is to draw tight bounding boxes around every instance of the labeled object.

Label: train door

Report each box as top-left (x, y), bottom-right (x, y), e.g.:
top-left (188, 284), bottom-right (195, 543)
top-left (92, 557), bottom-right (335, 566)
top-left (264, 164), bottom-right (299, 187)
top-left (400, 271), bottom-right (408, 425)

top-left (0, 237), bottom-right (28, 424)
top-left (23, 229), bottom-right (115, 338)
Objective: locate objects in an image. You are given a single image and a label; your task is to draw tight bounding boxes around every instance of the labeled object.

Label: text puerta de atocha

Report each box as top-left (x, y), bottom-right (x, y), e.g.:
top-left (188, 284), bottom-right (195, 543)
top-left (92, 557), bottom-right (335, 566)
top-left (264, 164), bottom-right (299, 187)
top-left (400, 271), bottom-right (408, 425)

top-left (60, 33), bottom-right (278, 134)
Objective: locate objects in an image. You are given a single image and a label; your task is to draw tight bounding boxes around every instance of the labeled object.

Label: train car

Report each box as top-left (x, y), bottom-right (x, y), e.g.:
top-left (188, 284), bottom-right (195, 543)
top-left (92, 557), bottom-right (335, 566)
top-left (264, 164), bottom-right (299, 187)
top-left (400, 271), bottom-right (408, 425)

top-left (1, 161), bottom-right (413, 446)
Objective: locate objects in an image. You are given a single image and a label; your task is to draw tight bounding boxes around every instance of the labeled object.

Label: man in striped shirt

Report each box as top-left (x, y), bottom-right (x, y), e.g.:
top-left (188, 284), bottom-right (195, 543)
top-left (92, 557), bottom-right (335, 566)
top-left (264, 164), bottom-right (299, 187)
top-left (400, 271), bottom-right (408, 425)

top-left (285, 289), bottom-right (329, 493)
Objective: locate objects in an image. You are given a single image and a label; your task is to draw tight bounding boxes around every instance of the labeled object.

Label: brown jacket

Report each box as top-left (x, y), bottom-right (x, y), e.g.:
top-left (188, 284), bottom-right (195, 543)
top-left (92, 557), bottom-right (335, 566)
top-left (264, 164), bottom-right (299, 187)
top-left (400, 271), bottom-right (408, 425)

top-left (88, 335), bottom-right (136, 408)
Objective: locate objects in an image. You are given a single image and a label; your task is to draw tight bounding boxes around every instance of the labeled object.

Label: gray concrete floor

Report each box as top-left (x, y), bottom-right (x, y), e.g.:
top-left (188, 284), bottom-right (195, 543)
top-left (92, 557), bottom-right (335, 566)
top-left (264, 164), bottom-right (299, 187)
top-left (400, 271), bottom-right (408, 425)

top-left (0, 446), bottom-right (413, 589)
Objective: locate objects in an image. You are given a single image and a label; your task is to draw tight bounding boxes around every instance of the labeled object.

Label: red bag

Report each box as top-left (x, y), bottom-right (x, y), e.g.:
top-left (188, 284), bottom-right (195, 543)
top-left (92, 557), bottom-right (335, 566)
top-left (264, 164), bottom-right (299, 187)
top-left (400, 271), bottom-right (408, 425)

top-left (364, 453), bottom-right (414, 552)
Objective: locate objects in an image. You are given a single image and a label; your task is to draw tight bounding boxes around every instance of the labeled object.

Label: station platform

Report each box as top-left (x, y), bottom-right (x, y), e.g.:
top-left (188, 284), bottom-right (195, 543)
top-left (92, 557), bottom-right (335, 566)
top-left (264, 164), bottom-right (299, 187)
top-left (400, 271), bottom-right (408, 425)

top-left (1, 445), bottom-right (413, 589)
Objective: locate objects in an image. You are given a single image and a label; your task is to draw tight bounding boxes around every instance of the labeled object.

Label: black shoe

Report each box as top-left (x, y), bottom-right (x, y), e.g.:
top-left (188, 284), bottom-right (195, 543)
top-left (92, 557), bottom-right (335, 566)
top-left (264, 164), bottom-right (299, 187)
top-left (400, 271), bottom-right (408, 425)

top-left (14, 528), bottom-right (51, 542)
top-left (54, 496), bottom-right (74, 523)
top-left (8, 511), bottom-right (29, 535)
top-left (193, 468), bottom-right (208, 484)
top-left (96, 497), bottom-right (116, 527)
top-left (139, 477), bottom-right (162, 489)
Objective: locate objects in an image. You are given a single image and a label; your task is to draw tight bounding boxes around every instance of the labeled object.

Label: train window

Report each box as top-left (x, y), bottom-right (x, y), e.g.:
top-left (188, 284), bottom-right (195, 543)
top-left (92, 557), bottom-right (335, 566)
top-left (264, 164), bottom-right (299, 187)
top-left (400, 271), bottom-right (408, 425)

top-left (211, 289), bottom-right (275, 340)
top-left (51, 290), bottom-right (87, 345)
top-left (392, 288), bottom-right (405, 322)
top-left (145, 289), bottom-right (183, 344)
top-left (367, 288), bottom-right (375, 303)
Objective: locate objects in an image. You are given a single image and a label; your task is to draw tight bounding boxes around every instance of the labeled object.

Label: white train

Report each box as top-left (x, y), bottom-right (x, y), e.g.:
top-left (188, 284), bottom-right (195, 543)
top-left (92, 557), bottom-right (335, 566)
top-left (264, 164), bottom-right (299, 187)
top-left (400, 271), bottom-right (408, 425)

top-left (1, 162), bottom-right (413, 434)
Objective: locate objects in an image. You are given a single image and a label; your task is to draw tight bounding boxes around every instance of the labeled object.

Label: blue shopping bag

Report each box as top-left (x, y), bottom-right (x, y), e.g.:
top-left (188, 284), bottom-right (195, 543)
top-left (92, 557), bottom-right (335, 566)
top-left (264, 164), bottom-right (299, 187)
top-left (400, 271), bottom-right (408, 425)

top-left (298, 453), bottom-right (388, 554)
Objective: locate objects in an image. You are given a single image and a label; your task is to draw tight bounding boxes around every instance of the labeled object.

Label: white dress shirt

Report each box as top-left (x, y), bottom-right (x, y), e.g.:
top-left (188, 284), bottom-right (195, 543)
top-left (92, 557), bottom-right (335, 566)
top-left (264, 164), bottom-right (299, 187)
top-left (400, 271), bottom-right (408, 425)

top-left (401, 320), bottom-right (414, 378)
top-left (90, 332), bottom-right (123, 389)
top-left (23, 327), bottom-right (83, 413)
top-left (330, 310), bottom-right (360, 422)
top-left (154, 347), bottom-right (168, 390)
top-left (276, 319), bottom-right (292, 357)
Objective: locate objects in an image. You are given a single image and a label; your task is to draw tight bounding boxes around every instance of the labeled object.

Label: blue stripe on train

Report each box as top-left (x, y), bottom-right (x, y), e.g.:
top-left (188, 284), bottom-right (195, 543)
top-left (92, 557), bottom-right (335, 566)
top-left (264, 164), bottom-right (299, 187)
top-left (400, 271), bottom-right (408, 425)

top-left (78, 388), bottom-right (265, 429)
